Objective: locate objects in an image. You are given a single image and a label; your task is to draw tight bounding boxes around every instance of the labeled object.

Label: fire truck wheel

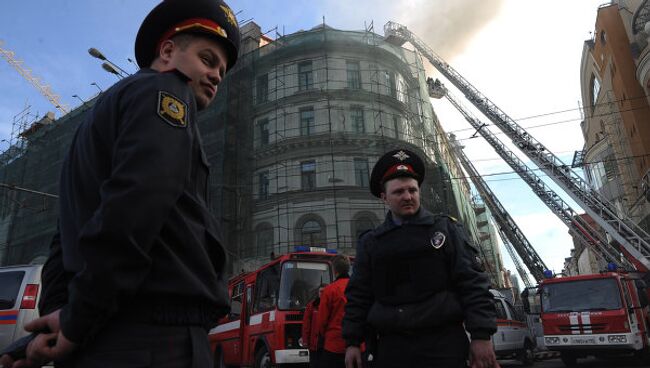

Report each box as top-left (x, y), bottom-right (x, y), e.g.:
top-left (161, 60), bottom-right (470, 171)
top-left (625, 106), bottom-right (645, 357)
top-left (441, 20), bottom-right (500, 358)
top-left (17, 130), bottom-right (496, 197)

top-left (517, 341), bottom-right (534, 366)
top-left (254, 346), bottom-right (272, 368)
top-left (560, 352), bottom-right (578, 367)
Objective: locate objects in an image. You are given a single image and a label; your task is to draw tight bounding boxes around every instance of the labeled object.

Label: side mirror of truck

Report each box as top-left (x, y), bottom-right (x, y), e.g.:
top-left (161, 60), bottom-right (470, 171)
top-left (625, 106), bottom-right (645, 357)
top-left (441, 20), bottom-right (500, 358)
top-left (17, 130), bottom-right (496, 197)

top-left (521, 287), bottom-right (541, 315)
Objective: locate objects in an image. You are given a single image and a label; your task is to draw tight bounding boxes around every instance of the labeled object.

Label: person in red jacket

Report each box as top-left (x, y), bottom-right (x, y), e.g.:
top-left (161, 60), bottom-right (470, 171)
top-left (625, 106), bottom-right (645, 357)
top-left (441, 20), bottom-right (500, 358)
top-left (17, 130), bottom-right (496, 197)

top-left (317, 255), bottom-right (351, 368)
top-left (302, 284), bottom-right (326, 367)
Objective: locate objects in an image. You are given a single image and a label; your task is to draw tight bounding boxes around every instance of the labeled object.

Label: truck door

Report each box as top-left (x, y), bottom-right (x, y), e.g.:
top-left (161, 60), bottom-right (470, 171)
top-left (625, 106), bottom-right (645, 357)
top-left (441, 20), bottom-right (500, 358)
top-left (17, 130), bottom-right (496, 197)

top-left (494, 298), bottom-right (511, 351)
top-left (504, 299), bottom-right (528, 350)
top-left (222, 281), bottom-right (245, 365)
top-left (242, 284), bottom-right (255, 366)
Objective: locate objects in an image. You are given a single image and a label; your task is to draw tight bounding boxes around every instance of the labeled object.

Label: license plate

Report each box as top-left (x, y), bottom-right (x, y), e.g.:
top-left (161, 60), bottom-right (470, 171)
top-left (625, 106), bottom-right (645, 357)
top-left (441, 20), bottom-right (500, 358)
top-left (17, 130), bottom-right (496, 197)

top-left (572, 337), bottom-right (596, 344)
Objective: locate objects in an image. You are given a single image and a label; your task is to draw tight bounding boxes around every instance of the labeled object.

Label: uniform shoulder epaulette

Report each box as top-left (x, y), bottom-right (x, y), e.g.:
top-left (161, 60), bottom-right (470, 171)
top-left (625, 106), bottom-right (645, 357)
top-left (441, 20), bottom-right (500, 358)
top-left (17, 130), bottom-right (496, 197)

top-left (358, 228), bottom-right (374, 240)
top-left (434, 213), bottom-right (457, 223)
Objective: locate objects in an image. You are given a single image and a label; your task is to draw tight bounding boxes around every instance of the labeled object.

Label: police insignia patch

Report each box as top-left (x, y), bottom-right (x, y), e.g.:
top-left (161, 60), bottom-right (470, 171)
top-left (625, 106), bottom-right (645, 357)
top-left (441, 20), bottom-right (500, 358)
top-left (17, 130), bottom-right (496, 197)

top-left (158, 91), bottom-right (187, 128)
top-left (220, 4), bottom-right (237, 27)
top-left (430, 231), bottom-right (446, 249)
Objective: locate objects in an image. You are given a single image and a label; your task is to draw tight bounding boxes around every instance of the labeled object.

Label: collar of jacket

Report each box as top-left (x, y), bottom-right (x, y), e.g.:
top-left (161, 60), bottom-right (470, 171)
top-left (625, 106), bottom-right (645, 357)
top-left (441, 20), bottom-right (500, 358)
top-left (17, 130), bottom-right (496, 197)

top-left (335, 274), bottom-right (350, 281)
top-left (374, 208), bottom-right (436, 236)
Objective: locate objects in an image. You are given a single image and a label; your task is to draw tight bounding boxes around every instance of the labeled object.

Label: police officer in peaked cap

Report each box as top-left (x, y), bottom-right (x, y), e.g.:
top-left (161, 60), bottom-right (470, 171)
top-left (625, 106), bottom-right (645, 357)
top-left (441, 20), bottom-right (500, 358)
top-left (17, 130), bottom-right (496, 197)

top-left (343, 149), bottom-right (500, 368)
top-left (0, 1), bottom-right (240, 367)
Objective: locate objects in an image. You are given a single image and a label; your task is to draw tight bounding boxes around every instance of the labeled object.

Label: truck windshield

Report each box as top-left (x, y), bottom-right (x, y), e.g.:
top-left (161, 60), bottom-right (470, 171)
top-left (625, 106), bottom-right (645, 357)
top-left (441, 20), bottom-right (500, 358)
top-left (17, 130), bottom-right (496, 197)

top-left (541, 278), bottom-right (622, 312)
top-left (278, 261), bottom-right (331, 310)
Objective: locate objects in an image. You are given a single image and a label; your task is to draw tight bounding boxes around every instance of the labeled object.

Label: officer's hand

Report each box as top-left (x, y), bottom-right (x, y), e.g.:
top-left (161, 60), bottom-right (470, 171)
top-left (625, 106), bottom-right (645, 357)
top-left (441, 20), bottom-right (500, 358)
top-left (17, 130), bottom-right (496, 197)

top-left (345, 346), bottom-right (363, 368)
top-left (0, 353), bottom-right (15, 368)
top-left (39, 331), bottom-right (77, 362)
top-left (24, 309), bottom-right (61, 335)
top-left (469, 339), bottom-right (500, 368)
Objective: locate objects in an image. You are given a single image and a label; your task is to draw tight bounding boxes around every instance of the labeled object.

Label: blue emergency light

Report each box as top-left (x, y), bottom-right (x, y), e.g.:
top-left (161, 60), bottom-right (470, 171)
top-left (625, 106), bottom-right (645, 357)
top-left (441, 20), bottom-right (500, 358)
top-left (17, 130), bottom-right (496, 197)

top-left (543, 269), bottom-right (553, 279)
top-left (293, 246), bottom-right (337, 254)
top-left (607, 262), bottom-right (618, 272)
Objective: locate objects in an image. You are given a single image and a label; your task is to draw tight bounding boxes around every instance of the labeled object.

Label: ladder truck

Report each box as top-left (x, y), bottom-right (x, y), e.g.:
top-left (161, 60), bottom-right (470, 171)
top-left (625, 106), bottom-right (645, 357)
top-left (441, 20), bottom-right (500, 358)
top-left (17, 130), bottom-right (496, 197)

top-left (383, 21), bottom-right (650, 364)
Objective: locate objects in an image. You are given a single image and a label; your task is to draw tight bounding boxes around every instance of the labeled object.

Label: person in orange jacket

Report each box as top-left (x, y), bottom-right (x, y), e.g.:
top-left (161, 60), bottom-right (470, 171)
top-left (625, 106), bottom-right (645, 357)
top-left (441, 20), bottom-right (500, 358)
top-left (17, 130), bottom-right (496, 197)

top-left (316, 255), bottom-right (351, 368)
top-left (302, 284), bottom-right (327, 367)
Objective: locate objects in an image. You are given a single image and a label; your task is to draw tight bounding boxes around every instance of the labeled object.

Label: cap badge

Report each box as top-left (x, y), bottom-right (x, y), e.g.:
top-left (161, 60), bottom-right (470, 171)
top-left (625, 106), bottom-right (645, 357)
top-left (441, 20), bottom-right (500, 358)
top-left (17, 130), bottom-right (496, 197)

top-left (393, 150), bottom-right (410, 161)
top-left (430, 231), bottom-right (446, 249)
top-left (220, 4), bottom-right (237, 27)
top-left (396, 164), bottom-right (408, 171)
top-left (158, 91), bottom-right (187, 128)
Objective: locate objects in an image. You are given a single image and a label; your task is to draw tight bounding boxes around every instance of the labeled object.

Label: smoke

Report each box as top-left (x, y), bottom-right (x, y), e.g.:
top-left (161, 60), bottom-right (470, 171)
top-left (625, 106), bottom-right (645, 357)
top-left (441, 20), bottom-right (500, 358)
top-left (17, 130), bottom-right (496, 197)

top-left (395, 0), bottom-right (506, 60)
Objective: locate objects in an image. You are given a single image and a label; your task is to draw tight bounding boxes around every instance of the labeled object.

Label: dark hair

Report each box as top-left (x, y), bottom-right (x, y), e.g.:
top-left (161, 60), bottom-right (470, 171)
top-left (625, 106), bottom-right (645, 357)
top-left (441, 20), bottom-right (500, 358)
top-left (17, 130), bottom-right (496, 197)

top-left (332, 255), bottom-right (350, 276)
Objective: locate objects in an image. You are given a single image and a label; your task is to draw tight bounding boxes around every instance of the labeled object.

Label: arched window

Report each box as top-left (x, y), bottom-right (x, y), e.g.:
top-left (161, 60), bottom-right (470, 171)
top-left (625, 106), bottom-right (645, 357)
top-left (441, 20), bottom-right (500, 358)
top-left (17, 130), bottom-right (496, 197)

top-left (255, 223), bottom-right (274, 258)
top-left (294, 214), bottom-right (326, 247)
top-left (352, 212), bottom-right (380, 243)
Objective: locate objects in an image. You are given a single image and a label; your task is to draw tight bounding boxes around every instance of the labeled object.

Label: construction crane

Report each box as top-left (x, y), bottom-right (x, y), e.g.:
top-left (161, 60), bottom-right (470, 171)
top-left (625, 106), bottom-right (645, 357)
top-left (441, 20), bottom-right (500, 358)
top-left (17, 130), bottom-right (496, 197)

top-left (0, 40), bottom-right (69, 115)
top-left (384, 21), bottom-right (650, 273)
top-left (448, 132), bottom-right (546, 287)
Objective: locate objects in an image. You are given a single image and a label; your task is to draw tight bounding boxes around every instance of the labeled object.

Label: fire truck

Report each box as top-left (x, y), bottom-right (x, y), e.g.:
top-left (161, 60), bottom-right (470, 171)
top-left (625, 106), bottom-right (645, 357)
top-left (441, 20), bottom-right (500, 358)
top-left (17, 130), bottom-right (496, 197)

top-left (209, 247), bottom-right (339, 368)
top-left (532, 270), bottom-right (650, 365)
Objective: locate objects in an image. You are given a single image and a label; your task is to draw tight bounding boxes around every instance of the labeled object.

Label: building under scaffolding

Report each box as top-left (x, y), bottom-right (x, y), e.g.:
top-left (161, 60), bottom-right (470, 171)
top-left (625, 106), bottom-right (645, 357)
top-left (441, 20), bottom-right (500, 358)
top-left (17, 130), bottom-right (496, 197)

top-left (0, 22), bottom-right (503, 285)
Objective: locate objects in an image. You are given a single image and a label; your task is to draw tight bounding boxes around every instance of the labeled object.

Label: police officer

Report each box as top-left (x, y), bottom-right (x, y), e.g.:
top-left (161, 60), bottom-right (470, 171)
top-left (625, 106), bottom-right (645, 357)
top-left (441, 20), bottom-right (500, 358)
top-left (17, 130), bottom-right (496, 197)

top-left (343, 149), bottom-right (499, 368)
top-left (0, 1), bottom-right (240, 367)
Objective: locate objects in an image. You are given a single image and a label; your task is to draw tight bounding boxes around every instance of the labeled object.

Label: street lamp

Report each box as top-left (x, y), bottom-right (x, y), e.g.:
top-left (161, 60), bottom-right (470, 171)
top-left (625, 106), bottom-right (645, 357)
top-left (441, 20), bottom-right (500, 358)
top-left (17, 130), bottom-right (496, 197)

top-left (90, 82), bottom-right (103, 93)
top-left (88, 47), bottom-right (130, 78)
top-left (72, 94), bottom-right (87, 105)
top-left (101, 62), bottom-right (124, 80)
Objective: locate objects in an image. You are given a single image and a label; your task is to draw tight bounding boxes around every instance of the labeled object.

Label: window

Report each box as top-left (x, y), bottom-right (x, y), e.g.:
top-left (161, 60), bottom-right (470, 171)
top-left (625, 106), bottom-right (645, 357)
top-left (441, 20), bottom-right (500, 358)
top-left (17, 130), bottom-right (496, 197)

top-left (354, 158), bottom-right (369, 187)
top-left (603, 154), bottom-right (617, 181)
top-left (258, 171), bottom-right (269, 199)
top-left (258, 119), bottom-right (269, 146)
top-left (301, 160), bottom-right (316, 190)
top-left (350, 107), bottom-right (365, 133)
top-left (300, 107), bottom-right (315, 136)
top-left (254, 263), bottom-right (281, 313)
top-left (257, 73), bottom-right (268, 103)
top-left (255, 223), bottom-right (274, 257)
top-left (298, 61), bottom-right (313, 91)
top-left (347, 61), bottom-right (361, 89)
top-left (591, 74), bottom-right (601, 107)
top-left (393, 116), bottom-right (400, 139)
top-left (230, 281), bottom-right (245, 318)
top-left (385, 71), bottom-right (397, 97)
top-left (301, 220), bottom-right (323, 246)
top-left (494, 300), bottom-right (507, 320)
top-left (353, 215), bottom-right (375, 240)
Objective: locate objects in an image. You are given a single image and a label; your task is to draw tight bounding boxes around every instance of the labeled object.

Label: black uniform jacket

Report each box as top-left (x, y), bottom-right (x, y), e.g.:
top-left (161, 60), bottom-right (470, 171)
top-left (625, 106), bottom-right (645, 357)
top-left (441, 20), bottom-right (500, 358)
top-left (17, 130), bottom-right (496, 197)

top-left (343, 209), bottom-right (496, 346)
top-left (53, 68), bottom-right (229, 344)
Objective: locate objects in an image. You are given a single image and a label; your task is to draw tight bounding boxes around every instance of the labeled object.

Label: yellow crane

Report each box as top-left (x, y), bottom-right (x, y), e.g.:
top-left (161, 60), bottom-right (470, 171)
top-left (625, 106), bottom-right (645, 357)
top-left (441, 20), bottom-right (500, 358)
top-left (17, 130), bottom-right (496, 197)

top-left (0, 39), bottom-right (69, 115)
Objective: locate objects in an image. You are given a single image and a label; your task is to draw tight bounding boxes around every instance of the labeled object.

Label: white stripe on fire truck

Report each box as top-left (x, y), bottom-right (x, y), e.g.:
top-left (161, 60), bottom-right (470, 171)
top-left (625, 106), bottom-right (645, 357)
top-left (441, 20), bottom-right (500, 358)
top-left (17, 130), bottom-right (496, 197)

top-left (569, 313), bottom-right (579, 335)
top-left (581, 312), bottom-right (591, 334)
top-left (210, 320), bottom-right (240, 334)
top-left (250, 313), bottom-right (264, 325)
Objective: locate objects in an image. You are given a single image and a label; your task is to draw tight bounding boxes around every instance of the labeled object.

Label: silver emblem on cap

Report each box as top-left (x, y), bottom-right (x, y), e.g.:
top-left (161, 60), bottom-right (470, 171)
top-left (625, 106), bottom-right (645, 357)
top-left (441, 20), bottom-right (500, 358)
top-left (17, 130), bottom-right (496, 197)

top-left (397, 164), bottom-right (408, 171)
top-left (393, 150), bottom-right (410, 161)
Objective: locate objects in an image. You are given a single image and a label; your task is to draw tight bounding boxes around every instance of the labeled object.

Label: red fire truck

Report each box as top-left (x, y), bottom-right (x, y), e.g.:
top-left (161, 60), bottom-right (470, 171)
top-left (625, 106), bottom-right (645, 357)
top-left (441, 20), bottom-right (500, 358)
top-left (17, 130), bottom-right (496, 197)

top-left (209, 247), bottom-right (340, 368)
top-left (529, 270), bottom-right (650, 366)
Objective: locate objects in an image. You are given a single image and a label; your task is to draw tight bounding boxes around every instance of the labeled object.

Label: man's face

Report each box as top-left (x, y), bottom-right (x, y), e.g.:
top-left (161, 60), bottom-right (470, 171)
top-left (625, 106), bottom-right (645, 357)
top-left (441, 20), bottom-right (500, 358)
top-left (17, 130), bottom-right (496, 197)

top-left (381, 177), bottom-right (420, 218)
top-left (162, 37), bottom-right (228, 110)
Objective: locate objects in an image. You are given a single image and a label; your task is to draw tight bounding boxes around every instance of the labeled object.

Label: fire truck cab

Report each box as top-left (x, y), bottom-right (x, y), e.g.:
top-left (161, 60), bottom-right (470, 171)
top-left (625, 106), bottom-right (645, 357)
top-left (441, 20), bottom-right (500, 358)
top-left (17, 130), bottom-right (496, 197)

top-left (210, 247), bottom-right (340, 368)
top-left (529, 271), bottom-right (650, 366)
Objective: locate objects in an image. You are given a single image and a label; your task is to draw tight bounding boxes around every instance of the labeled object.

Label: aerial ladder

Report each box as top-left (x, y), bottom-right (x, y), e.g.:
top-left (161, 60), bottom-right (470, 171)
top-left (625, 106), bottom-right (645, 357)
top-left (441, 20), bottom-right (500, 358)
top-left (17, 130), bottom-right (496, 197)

top-left (433, 81), bottom-right (627, 270)
top-left (384, 21), bottom-right (650, 273)
top-left (448, 133), bottom-right (546, 287)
